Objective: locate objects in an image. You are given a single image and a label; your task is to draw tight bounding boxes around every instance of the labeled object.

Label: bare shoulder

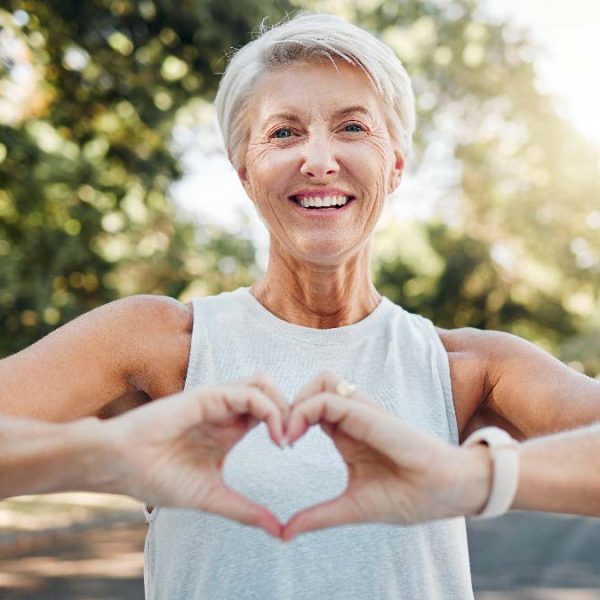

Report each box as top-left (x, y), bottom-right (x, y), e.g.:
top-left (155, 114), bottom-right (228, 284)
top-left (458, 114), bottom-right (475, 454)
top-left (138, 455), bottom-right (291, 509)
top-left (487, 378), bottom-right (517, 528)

top-left (438, 326), bottom-right (600, 439)
top-left (93, 295), bottom-right (194, 416)
top-left (436, 327), bottom-right (503, 437)
top-left (104, 295), bottom-right (193, 396)
top-left (438, 325), bottom-right (563, 382)
top-left (109, 294), bottom-right (193, 334)
top-left (52, 294), bottom-right (193, 371)
top-left (437, 325), bottom-right (536, 364)
top-left (0, 295), bottom-right (193, 420)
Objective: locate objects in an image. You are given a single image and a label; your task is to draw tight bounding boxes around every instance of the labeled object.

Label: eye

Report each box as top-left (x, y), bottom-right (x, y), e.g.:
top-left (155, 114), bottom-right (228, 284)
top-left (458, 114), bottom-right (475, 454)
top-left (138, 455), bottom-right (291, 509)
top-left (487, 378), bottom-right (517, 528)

top-left (271, 128), bottom-right (293, 139)
top-left (342, 122), bottom-right (365, 133)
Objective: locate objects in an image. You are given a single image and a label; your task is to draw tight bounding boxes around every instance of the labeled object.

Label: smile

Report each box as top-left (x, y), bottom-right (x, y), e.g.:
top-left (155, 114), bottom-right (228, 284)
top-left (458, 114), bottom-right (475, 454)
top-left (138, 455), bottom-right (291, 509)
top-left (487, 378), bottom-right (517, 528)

top-left (289, 195), bottom-right (354, 209)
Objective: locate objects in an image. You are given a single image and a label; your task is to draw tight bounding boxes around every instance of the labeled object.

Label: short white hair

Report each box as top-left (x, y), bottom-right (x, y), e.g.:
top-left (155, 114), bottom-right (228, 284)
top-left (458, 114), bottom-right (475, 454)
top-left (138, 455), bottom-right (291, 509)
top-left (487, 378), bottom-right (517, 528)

top-left (214, 13), bottom-right (416, 169)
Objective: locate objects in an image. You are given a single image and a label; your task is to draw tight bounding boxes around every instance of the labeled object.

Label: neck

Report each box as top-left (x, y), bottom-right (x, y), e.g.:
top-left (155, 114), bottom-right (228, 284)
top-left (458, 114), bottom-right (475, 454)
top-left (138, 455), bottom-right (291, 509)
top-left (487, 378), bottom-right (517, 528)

top-left (250, 241), bottom-right (381, 328)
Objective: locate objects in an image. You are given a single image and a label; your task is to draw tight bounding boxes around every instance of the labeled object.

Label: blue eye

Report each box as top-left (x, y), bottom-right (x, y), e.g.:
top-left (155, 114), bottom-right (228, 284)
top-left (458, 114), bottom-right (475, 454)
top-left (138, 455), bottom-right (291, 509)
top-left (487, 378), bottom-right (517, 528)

top-left (344, 123), bottom-right (364, 133)
top-left (272, 128), bottom-right (293, 139)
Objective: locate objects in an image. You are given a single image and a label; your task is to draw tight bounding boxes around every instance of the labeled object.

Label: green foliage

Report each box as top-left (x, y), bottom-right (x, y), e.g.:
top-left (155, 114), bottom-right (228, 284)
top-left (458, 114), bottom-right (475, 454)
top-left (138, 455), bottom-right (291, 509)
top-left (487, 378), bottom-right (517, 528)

top-left (374, 221), bottom-right (576, 348)
top-left (0, 0), bottom-right (291, 356)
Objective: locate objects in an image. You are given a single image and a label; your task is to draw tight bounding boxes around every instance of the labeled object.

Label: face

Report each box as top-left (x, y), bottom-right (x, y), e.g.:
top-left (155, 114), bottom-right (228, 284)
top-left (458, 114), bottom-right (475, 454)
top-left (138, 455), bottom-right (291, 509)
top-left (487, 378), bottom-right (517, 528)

top-left (238, 60), bottom-right (404, 264)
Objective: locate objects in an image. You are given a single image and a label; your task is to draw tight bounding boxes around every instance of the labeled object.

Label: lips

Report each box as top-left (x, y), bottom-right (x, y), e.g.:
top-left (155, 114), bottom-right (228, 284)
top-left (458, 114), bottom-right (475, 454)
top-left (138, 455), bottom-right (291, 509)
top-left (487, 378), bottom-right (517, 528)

top-left (288, 190), bottom-right (356, 207)
top-left (288, 195), bottom-right (355, 209)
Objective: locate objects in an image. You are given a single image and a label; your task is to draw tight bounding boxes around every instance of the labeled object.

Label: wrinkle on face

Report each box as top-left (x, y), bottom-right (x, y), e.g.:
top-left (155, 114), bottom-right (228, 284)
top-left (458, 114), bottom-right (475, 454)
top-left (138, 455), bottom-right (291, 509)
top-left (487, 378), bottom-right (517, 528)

top-left (237, 60), bottom-right (404, 265)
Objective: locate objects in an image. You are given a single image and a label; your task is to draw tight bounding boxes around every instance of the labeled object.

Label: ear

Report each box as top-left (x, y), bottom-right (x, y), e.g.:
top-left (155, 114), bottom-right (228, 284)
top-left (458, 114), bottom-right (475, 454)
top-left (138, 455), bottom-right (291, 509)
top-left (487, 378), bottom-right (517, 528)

top-left (236, 164), bottom-right (252, 196)
top-left (387, 148), bottom-right (405, 195)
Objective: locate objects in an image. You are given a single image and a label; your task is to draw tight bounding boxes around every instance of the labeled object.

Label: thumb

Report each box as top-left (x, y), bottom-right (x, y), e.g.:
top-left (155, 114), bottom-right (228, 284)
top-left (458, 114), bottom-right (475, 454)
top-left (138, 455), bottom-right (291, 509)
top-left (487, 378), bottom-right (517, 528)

top-left (282, 493), bottom-right (362, 542)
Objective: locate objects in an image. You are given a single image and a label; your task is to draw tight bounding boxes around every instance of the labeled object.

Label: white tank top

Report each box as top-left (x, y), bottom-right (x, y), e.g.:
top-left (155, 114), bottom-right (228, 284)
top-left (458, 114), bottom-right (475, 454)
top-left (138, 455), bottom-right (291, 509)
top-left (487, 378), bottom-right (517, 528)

top-left (144, 287), bottom-right (474, 599)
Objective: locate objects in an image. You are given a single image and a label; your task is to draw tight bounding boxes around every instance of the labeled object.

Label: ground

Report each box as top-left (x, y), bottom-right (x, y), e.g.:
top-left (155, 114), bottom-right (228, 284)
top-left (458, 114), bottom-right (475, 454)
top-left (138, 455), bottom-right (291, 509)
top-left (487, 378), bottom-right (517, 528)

top-left (0, 494), bottom-right (599, 599)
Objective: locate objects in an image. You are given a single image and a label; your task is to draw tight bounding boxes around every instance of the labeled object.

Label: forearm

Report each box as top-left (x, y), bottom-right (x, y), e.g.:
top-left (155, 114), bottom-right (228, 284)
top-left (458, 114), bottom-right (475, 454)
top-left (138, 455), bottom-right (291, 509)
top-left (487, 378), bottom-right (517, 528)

top-left (0, 417), bottom-right (119, 499)
top-left (512, 423), bottom-right (600, 516)
top-left (456, 423), bottom-right (600, 518)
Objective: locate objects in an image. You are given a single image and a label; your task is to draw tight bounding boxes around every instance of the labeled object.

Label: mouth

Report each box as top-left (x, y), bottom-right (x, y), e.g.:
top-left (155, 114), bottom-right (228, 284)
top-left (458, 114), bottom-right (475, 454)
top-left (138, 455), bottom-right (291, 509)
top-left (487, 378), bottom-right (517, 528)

top-left (288, 194), bottom-right (355, 210)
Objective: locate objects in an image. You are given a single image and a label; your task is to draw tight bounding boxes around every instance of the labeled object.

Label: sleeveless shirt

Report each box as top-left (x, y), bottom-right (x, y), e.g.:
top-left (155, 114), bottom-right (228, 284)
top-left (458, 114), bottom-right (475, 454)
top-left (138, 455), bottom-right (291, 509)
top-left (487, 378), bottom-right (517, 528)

top-left (143, 287), bottom-right (474, 599)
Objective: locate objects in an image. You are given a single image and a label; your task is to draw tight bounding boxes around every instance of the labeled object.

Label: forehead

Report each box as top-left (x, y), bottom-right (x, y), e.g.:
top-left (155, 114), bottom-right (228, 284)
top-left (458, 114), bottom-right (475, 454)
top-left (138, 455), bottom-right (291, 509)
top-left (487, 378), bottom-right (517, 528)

top-left (247, 60), bottom-right (383, 125)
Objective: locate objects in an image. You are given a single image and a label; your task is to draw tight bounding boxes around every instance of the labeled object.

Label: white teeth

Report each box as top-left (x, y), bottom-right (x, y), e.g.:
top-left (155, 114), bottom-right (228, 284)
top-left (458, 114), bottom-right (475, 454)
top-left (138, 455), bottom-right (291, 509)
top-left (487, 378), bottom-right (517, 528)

top-left (295, 195), bottom-right (350, 208)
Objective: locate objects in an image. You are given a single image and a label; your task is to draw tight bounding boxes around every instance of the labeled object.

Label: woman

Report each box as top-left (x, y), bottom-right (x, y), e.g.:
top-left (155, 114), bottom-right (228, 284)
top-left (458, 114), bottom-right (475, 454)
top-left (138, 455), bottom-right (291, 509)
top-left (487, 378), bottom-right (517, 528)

top-left (1, 12), bottom-right (599, 600)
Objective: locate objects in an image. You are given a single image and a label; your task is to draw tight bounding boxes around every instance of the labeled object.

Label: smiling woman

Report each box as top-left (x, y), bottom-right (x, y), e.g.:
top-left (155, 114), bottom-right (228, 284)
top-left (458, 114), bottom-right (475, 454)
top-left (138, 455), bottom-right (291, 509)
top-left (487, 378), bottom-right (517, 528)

top-left (1, 10), bottom-right (600, 600)
top-left (236, 60), bottom-right (403, 271)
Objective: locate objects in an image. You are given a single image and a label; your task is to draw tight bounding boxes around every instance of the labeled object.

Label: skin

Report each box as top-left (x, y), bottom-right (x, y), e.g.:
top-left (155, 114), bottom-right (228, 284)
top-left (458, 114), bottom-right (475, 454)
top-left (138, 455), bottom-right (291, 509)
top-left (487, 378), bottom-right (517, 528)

top-left (0, 376), bottom-right (287, 538)
top-left (0, 59), bottom-right (599, 529)
top-left (4, 370), bottom-right (599, 543)
top-left (282, 371), bottom-right (600, 540)
top-left (240, 61), bottom-right (402, 327)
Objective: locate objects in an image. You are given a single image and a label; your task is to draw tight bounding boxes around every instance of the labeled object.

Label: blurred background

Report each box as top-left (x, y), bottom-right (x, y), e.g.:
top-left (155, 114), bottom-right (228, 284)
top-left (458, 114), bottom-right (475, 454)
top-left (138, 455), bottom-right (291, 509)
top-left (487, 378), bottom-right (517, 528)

top-left (0, 0), bottom-right (599, 598)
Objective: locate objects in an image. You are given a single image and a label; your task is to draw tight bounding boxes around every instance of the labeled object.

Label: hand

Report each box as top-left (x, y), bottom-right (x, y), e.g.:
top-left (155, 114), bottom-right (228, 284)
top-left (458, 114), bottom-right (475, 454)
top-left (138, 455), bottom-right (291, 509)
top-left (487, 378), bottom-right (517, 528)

top-left (104, 374), bottom-right (288, 538)
top-left (282, 371), bottom-right (491, 541)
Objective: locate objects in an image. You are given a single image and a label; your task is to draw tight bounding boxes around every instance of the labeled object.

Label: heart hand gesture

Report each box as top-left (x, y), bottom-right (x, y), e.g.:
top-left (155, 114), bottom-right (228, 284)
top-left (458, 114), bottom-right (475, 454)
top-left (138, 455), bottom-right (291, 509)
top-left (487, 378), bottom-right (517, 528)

top-left (282, 371), bottom-right (490, 540)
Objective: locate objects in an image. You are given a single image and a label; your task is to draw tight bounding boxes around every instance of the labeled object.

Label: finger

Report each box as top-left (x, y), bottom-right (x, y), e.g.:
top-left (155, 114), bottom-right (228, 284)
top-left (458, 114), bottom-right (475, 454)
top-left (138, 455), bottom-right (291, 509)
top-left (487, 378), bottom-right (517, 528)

top-left (202, 481), bottom-right (283, 539)
top-left (292, 370), bottom-right (342, 406)
top-left (320, 421), bottom-right (336, 438)
top-left (204, 386), bottom-right (285, 447)
top-left (287, 392), bottom-right (369, 444)
top-left (282, 494), bottom-right (363, 541)
top-left (292, 372), bottom-right (371, 411)
top-left (243, 372), bottom-right (289, 416)
top-left (287, 393), bottom-right (438, 469)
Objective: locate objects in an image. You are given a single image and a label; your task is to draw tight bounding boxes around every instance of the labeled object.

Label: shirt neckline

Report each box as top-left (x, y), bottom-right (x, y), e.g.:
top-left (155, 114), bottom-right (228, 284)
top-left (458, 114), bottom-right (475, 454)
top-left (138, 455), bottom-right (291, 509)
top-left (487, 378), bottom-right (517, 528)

top-left (233, 287), bottom-right (394, 345)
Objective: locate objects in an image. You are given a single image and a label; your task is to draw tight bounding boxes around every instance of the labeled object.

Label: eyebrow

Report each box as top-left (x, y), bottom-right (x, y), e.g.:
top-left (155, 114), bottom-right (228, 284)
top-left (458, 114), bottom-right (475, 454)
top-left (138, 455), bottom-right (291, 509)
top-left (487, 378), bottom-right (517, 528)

top-left (262, 105), bottom-right (374, 127)
top-left (332, 105), bottom-right (373, 119)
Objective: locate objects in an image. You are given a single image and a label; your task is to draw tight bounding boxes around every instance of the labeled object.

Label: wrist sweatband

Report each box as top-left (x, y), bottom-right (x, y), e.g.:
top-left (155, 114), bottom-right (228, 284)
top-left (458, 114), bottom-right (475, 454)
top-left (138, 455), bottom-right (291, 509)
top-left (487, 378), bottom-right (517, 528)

top-left (462, 426), bottom-right (520, 519)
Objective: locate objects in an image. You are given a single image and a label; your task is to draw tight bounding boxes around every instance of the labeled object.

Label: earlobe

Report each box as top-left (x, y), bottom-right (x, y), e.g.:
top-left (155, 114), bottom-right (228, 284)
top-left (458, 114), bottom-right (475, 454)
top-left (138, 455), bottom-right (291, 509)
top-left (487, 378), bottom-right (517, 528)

top-left (237, 166), bottom-right (250, 193)
top-left (387, 150), bottom-right (405, 194)
top-left (395, 151), bottom-right (405, 173)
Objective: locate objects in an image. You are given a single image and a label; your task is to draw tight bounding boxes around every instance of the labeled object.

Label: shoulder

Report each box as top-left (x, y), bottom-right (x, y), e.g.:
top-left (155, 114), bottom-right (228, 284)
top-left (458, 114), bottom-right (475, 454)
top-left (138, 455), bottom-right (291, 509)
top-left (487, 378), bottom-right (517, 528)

top-left (111, 295), bottom-right (193, 391)
top-left (0, 295), bottom-right (193, 419)
top-left (106, 295), bottom-right (193, 333)
top-left (435, 326), bottom-right (530, 435)
top-left (437, 325), bottom-right (541, 392)
top-left (437, 326), bottom-right (547, 377)
top-left (437, 326), bottom-right (529, 360)
top-left (81, 295), bottom-right (193, 398)
top-left (435, 327), bottom-right (585, 438)
top-left (23, 294), bottom-right (192, 351)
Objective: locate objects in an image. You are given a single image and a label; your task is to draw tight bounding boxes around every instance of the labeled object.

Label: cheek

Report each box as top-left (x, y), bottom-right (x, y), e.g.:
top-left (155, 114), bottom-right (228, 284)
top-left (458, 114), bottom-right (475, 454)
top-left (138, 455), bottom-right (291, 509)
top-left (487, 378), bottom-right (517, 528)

top-left (347, 141), bottom-right (394, 191)
top-left (246, 146), bottom-right (295, 194)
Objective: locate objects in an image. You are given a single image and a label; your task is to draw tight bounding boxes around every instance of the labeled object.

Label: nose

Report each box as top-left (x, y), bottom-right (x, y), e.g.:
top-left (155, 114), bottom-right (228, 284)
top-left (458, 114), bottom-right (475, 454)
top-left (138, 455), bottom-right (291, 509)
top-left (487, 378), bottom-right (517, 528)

top-left (300, 135), bottom-right (339, 179)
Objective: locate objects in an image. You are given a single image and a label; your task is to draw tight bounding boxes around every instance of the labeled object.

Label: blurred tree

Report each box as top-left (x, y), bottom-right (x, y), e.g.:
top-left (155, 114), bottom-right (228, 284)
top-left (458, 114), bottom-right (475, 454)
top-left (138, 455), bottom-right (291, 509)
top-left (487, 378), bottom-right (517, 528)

top-left (0, 0), bottom-right (291, 356)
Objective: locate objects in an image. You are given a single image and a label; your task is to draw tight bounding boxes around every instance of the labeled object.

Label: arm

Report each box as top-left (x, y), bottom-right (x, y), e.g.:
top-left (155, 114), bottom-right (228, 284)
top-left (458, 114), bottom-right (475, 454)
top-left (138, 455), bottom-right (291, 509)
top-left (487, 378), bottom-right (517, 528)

top-left (282, 374), bottom-right (600, 540)
top-left (513, 423), bottom-right (600, 515)
top-left (441, 328), bottom-right (600, 439)
top-left (0, 375), bottom-right (288, 537)
top-left (0, 416), bottom-right (109, 498)
top-left (0, 295), bottom-right (191, 421)
top-left (454, 423), bottom-right (600, 517)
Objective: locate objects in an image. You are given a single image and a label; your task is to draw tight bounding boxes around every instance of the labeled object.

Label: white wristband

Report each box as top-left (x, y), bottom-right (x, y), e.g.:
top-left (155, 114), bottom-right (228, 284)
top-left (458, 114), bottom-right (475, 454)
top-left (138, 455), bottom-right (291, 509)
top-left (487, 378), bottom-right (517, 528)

top-left (462, 426), bottom-right (520, 519)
